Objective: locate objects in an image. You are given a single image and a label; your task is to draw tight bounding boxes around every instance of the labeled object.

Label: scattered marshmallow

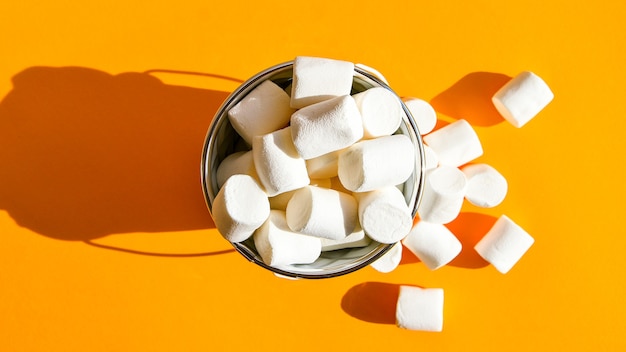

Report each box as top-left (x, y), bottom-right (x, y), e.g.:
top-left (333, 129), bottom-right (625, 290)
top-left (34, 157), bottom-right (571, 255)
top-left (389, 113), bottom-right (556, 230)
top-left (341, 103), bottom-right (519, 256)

top-left (474, 215), bottom-right (534, 274)
top-left (396, 286), bottom-right (444, 332)
top-left (423, 119), bottom-right (483, 167)
top-left (403, 221), bottom-right (462, 270)
top-left (286, 186), bottom-right (358, 241)
top-left (355, 186), bottom-right (413, 244)
top-left (252, 126), bottom-right (310, 197)
top-left (305, 149), bottom-right (342, 179)
top-left (355, 62), bottom-right (389, 85)
top-left (212, 174), bottom-right (270, 243)
top-left (492, 71), bottom-right (553, 128)
top-left (370, 242), bottom-right (402, 273)
top-left (461, 163), bottom-right (508, 208)
top-left (228, 79), bottom-right (295, 145)
top-left (423, 145), bottom-right (439, 171)
top-left (216, 150), bottom-right (257, 189)
top-left (254, 210), bottom-right (322, 267)
top-left (352, 87), bottom-right (403, 138)
top-left (290, 56), bottom-right (355, 109)
top-left (290, 95), bottom-right (364, 159)
top-left (402, 97), bottom-right (437, 135)
top-left (320, 224), bottom-right (371, 251)
top-left (338, 134), bottom-right (415, 192)
top-left (418, 166), bottom-right (467, 224)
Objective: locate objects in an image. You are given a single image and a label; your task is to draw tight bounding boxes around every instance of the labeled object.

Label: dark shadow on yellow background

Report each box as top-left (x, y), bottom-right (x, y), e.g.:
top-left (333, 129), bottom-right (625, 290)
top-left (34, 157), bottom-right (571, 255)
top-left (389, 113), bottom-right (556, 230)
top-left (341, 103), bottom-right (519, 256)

top-left (430, 72), bottom-right (511, 126)
top-left (0, 66), bottom-right (233, 241)
top-left (342, 281), bottom-right (406, 324)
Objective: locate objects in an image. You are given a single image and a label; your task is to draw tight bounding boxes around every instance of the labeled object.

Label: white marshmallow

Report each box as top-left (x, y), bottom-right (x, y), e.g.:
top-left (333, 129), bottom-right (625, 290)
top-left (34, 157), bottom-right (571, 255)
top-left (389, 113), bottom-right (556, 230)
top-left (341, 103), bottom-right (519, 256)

top-left (253, 210), bottom-right (321, 267)
top-left (352, 87), bottom-right (403, 138)
top-left (320, 224), bottom-right (371, 251)
top-left (474, 215), bottom-right (534, 274)
top-left (355, 63), bottom-right (389, 85)
top-left (492, 71), bottom-right (553, 128)
top-left (286, 186), bottom-right (358, 241)
top-left (356, 186), bottom-right (413, 244)
top-left (370, 242), bottom-right (402, 273)
top-left (403, 221), bottom-right (462, 270)
top-left (402, 97), bottom-right (437, 135)
top-left (269, 179), bottom-right (332, 210)
top-left (216, 150), bottom-right (257, 189)
top-left (396, 286), bottom-right (444, 332)
top-left (305, 149), bottom-right (342, 179)
top-left (423, 119), bottom-right (483, 167)
top-left (338, 134), bottom-right (415, 192)
top-left (423, 145), bottom-right (439, 171)
top-left (290, 56), bottom-right (355, 109)
top-left (212, 174), bottom-right (270, 243)
top-left (418, 166), bottom-right (467, 224)
top-left (290, 95), bottom-right (364, 159)
top-left (228, 80), bottom-right (295, 145)
top-left (461, 163), bottom-right (508, 208)
top-left (252, 127), bottom-right (310, 197)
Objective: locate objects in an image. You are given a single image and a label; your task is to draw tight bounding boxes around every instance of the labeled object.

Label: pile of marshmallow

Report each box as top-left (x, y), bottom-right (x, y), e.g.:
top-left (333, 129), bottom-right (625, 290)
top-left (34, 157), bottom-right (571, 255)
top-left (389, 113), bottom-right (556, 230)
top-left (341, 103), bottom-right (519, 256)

top-left (211, 56), bottom-right (554, 332)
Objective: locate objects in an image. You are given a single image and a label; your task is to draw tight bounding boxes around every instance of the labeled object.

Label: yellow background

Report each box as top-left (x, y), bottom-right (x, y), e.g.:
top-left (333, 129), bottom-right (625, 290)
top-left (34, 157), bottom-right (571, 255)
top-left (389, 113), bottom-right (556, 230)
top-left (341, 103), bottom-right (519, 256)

top-left (1, 0), bottom-right (625, 351)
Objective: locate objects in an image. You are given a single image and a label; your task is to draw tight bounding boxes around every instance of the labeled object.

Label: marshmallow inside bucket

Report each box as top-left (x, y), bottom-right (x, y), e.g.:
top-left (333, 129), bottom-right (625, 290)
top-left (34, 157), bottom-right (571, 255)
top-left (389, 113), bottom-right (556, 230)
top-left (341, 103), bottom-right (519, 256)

top-left (201, 62), bottom-right (425, 278)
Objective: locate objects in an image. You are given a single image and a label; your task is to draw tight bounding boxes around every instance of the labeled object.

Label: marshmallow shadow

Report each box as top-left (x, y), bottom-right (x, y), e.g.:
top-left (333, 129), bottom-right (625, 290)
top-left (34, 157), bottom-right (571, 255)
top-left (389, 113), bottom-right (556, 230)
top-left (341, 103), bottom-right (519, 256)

top-left (341, 281), bottom-right (406, 324)
top-left (430, 72), bottom-right (512, 127)
top-left (0, 66), bottom-right (234, 242)
top-left (445, 212), bottom-right (495, 269)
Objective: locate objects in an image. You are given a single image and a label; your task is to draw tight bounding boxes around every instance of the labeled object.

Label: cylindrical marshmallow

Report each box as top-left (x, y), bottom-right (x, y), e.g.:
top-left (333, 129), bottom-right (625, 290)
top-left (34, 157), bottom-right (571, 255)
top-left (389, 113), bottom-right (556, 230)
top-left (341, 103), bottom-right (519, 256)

top-left (492, 71), bottom-right (554, 128)
top-left (216, 150), bottom-right (257, 189)
top-left (320, 224), bottom-right (371, 251)
top-left (474, 215), bottom-right (534, 274)
top-left (252, 126), bottom-right (310, 197)
top-left (253, 210), bottom-right (321, 267)
top-left (418, 166), bottom-right (467, 224)
top-left (423, 145), bottom-right (439, 171)
top-left (212, 174), bottom-right (270, 243)
top-left (352, 87), bottom-right (403, 138)
top-left (402, 97), bottom-right (437, 135)
top-left (403, 221), bottom-right (462, 270)
top-left (396, 286), bottom-right (444, 332)
top-left (356, 186), bottom-right (413, 244)
top-left (228, 80), bottom-right (295, 145)
top-left (286, 186), bottom-right (358, 241)
top-left (355, 62), bottom-right (389, 85)
top-left (461, 163), bottom-right (508, 208)
top-left (338, 134), bottom-right (415, 192)
top-left (423, 119), bottom-right (483, 167)
top-left (290, 56), bottom-right (355, 109)
top-left (370, 242), bottom-right (402, 273)
top-left (290, 95), bottom-right (364, 159)
top-left (305, 149), bottom-right (342, 179)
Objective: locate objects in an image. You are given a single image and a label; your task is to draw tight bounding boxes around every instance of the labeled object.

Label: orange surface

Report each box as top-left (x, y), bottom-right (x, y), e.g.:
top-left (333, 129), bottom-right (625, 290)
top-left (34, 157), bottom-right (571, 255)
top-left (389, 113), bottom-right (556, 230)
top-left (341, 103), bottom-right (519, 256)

top-left (1, 1), bottom-right (625, 351)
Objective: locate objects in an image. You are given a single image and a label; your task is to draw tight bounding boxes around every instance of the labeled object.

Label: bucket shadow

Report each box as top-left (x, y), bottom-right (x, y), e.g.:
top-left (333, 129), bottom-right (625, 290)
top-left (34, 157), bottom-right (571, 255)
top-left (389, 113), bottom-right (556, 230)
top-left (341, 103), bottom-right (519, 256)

top-left (430, 72), bottom-right (511, 127)
top-left (0, 66), bottom-right (233, 241)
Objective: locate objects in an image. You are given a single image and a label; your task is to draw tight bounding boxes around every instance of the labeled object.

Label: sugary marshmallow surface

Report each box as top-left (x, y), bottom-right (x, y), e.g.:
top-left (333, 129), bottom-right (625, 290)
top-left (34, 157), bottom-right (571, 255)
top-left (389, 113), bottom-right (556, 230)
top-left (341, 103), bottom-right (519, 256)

top-left (474, 215), bottom-right (534, 274)
top-left (212, 174), bottom-right (270, 243)
top-left (461, 163), bottom-right (508, 208)
top-left (290, 56), bottom-right (355, 109)
top-left (252, 126), bottom-right (310, 196)
top-left (396, 286), bottom-right (444, 332)
top-left (338, 134), bottom-right (415, 192)
top-left (423, 119), bottom-right (483, 167)
top-left (403, 221), bottom-right (462, 270)
top-left (352, 87), bottom-right (403, 138)
top-left (402, 97), bottom-right (437, 135)
top-left (286, 186), bottom-right (358, 241)
top-left (370, 241), bottom-right (402, 273)
top-left (253, 210), bottom-right (321, 267)
top-left (305, 150), bottom-right (342, 179)
top-left (320, 224), bottom-right (371, 251)
top-left (290, 95), bottom-right (364, 159)
top-left (492, 71), bottom-right (553, 128)
top-left (228, 80), bottom-right (295, 145)
top-left (418, 166), bottom-right (467, 224)
top-left (216, 150), bottom-right (257, 189)
top-left (423, 145), bottom-right (439, 171)
top-left (356, 186), bottom-right (413, 244)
